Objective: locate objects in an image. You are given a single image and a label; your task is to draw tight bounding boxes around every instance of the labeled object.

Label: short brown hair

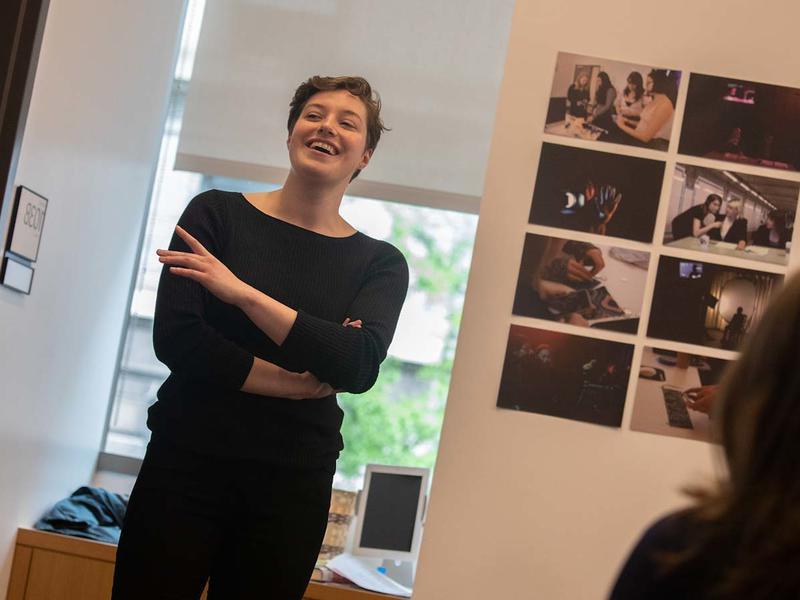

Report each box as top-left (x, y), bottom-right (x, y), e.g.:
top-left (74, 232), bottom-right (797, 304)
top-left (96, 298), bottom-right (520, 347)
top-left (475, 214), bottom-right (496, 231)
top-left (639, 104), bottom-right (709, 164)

top-left (287, 76), bottom-right (389, 181)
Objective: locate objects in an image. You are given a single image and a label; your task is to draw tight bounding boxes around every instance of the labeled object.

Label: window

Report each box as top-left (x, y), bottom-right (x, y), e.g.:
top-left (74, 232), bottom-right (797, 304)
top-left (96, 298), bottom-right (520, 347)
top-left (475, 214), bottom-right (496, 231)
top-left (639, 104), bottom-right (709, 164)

top-left (103, 0), bottom-right (477, 489)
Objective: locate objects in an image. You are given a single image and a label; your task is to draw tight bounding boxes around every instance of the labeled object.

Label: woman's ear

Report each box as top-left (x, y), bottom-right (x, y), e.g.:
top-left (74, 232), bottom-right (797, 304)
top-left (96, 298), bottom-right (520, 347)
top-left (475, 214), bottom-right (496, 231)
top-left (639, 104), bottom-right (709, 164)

top-left (358, 148), bottom-right (373, 171)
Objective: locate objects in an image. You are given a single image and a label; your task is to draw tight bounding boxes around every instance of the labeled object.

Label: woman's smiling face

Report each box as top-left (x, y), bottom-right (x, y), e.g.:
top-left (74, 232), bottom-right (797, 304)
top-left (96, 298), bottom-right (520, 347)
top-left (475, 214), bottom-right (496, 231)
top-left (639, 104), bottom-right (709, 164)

top-left (287, 89), bottom-right (372, 183)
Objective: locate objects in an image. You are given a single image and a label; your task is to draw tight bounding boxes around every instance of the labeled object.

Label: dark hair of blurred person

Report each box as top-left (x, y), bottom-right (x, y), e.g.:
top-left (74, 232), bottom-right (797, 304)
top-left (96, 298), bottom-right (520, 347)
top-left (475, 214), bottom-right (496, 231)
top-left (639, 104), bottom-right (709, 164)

top-left (610, 273), bottom-right (800, 599)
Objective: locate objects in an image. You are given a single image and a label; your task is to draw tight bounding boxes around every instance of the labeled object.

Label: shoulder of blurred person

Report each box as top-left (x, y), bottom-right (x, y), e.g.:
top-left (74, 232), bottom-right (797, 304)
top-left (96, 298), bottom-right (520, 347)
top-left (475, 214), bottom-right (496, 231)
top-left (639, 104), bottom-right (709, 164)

top-left (614, 273), bottom-right (800, 600)
top-left (609, 509), bottom-right (719, 600)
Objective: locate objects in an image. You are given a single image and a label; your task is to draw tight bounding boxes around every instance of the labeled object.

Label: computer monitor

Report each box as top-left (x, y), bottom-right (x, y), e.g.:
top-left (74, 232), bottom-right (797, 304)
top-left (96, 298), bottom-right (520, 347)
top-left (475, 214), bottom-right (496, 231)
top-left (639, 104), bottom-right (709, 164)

top-left (352, 464), bottom-right (430, 562)
top-left (679, 261), bottom-right (703, 279)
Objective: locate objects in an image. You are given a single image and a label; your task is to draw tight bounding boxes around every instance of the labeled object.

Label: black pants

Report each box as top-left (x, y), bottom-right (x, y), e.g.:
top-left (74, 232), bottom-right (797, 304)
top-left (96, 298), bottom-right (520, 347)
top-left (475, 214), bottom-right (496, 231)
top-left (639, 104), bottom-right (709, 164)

top-left (112, 438), bottom-right (334, 599)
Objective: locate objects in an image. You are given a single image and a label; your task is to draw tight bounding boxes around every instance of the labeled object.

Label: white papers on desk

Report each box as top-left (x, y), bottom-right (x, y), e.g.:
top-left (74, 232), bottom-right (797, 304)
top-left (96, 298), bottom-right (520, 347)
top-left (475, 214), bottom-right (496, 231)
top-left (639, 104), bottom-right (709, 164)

top-left (327, 553), bottom-right (412, 597)
top-left (745, 245), bottom-right (769, 256)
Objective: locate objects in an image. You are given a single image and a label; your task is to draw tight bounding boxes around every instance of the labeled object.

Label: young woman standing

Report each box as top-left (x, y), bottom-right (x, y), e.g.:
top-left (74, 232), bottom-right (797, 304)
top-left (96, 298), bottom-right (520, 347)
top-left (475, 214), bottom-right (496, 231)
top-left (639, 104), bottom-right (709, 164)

top-left (112, 76), bottom-right (409, 599)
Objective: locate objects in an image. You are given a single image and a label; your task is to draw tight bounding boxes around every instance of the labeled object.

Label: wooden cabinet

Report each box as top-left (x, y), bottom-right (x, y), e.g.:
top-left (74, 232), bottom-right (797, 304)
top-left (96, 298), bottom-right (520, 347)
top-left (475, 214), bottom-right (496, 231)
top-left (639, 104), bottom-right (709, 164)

top-left (7, 529), bottom-right (118, 600)
top-left (7, 529), bottom-right (400, 600)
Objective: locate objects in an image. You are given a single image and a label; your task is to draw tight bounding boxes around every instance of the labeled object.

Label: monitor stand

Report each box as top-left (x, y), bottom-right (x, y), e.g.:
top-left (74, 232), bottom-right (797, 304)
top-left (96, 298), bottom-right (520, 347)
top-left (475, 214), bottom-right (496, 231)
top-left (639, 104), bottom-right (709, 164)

top-left (380, 559), bottom-right (415, 589)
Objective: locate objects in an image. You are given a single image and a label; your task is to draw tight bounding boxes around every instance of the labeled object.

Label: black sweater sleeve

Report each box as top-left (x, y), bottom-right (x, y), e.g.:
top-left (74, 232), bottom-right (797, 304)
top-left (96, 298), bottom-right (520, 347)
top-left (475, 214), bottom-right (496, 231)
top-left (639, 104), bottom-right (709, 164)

top-left (727, 218), bottom-right (748, 244)
top-left (280, 243), bottom-right (409, 394)
top-left (152, 191), bottom-right (254, 389)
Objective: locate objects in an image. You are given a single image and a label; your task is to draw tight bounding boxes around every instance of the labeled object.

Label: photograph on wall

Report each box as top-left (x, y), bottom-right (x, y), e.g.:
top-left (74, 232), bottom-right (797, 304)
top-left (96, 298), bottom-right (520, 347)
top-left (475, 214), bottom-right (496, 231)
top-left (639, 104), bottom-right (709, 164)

top-left (663, 163), bottom-right (799, 267)
top-left (497, 324), bottom-right (634, 427)
top-left (647, 256), bottom-right (783, 352)
top-left (630, 347), bottom-right (732, 443)
top-left (512, 232), bottom-right (649, 334)
top-left (545, 52), bottom-right (681, 151)
top-left (679, 74), bottom-right (800, 172)
top-left (529, 143), bottom-right (665, 243)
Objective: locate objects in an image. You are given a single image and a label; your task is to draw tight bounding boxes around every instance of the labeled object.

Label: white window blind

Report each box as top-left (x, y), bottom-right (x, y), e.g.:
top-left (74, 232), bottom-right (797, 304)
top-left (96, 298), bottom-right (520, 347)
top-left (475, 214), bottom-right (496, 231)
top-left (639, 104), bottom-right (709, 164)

top-left (175, 0), bottom-right (515, 213)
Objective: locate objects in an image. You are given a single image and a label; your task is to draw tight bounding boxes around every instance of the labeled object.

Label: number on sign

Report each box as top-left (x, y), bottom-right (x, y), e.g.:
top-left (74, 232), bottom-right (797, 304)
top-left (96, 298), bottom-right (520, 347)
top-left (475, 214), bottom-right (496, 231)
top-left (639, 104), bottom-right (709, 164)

top-left (23, 203), bottom-right (44, 231)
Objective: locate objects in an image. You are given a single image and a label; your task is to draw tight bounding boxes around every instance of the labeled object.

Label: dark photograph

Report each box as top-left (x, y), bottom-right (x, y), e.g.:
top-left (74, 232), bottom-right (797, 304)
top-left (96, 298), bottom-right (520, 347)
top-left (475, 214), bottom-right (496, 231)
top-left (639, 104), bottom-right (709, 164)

top-left (529, 143), bottom-right (665, 243)
top-left (545, 52), bottom-right (681, 151)
top-left (647, 256), bottom-right (784, 351)
top-left (512, 232), bottom-right (649, 334)
top-left (497, 324), bottom-right (634, 427)
top-left (630, 347), bottom-right (731, 443)
top-left (664, 163), bottom-right (799, 266)
top-left (679, 73), bottom-right (800, 172)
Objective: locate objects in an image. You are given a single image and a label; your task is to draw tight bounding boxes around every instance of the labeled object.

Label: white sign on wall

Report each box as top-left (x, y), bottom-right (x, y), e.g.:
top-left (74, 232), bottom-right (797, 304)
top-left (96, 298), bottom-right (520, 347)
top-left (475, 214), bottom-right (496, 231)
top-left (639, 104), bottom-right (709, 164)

top-left (8, 186), bottom-right (48, 262)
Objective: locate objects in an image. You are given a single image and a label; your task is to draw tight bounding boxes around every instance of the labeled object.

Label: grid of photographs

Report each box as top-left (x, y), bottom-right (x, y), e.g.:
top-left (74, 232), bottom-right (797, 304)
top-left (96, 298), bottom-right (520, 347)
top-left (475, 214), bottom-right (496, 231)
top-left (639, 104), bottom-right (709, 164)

top-left (497, 51), bottom-right (800, 439)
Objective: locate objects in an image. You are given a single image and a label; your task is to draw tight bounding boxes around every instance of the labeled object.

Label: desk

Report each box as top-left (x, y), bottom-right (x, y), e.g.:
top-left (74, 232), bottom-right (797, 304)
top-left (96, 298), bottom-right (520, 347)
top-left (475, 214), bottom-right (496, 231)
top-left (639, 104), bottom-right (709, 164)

top-left (6, 528), bottom-right (401, 600)
top-left (304, 582), bottom-right (400, 600)
top-left (544, 118), bottom-right (602, 141)
top-left (665, 236), bottom-right (789, 266)
top-left (629, 348), bottom-right (712, 443)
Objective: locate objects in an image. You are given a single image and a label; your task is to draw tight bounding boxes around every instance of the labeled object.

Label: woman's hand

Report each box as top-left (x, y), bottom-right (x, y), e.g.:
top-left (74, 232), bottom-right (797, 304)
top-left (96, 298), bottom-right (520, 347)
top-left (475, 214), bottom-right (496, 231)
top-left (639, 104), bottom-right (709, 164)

top-left (157, 225), bottom-right (251, 305)
top-left (535, 279), bottom-right (574, 302)
top-left (296, 371), bottom-right (337, 399)
top-left (583, 248), bottom-right (605, 276)
top-left (566, 258), bottom-right (595, 282)
top-left (285, 318), bottom-right (361, 399)
top-left (684, 385), bottom-right (717, 415)
top-left (563, 312), bottom-right (589, 327)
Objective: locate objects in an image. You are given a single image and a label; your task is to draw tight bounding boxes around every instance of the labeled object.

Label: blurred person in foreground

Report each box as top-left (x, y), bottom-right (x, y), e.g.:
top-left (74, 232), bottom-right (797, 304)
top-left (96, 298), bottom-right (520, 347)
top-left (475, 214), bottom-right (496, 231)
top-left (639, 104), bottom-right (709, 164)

top-left (610, 273), bottom-right (800, 599)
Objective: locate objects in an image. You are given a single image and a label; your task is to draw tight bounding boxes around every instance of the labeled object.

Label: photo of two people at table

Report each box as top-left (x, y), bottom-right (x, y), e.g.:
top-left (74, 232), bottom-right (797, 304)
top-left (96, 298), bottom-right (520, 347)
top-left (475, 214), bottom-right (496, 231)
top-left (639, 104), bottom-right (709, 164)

top-left (545, 52), bottom-right (680, 151)
top-left (664, 163), bottom-right (799, 266)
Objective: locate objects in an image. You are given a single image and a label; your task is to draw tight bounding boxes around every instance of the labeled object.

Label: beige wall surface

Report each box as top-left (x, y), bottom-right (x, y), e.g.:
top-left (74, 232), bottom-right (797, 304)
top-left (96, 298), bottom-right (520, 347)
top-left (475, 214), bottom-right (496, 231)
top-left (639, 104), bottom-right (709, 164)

top-left (0, 0), bottom-right (184, 597)
top-left (414, 1), bottom-right (800, 599)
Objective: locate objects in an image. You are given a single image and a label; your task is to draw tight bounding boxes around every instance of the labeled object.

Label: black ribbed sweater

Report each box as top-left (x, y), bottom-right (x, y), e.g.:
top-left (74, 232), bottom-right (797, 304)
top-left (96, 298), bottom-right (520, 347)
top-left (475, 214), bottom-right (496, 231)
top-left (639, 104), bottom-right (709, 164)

top-left (148, 190), bottom-right (409, 467)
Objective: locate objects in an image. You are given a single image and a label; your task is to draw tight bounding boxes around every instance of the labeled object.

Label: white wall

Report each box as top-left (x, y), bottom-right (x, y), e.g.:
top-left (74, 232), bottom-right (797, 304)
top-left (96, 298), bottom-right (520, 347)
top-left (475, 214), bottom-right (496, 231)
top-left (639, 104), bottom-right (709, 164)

top-left (0, 0), bottom-right (184, 595)
top-left (414, 1), bottom-right (800, 599)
